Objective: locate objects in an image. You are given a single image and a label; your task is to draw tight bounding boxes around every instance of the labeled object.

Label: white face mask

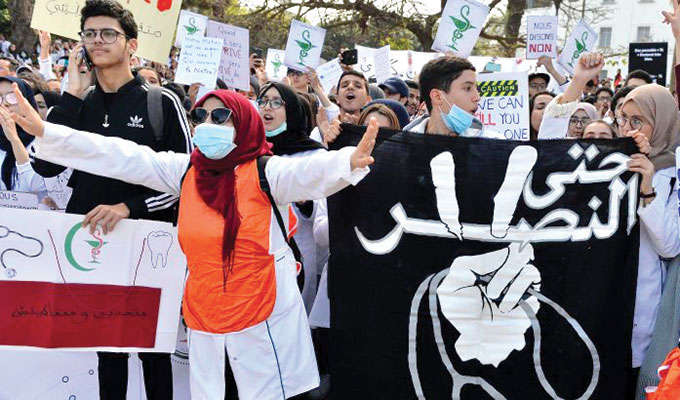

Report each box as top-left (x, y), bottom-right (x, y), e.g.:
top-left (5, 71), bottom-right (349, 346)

top-left (191, 123), bottom-right (237, 160)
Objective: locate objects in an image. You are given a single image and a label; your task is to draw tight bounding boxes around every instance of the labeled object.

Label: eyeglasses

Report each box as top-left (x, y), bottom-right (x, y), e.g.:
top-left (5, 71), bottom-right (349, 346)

top-left (596, 96), bottom-right (611, 102)
top-left (190, 107), bottom-right (232, 125)
top-left (287, 70), bottom-right (305, 76)
top-left (616, 115), bottom-right (646, 131)
top-left (0, 92), bottom-right (17, 105)
top-left (257, 97), bottom-right (285, 110)
top-left (568, 117), bottom-right (591, 127)
top-left (78, 29), bottom-right (128, 44)
top-left (529, 83), bottom-right (547, 91)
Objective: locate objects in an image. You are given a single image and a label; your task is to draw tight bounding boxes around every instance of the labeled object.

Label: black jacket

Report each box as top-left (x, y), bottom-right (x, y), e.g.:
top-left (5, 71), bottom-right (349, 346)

top-left (32, 76), bottom-right (192, 222)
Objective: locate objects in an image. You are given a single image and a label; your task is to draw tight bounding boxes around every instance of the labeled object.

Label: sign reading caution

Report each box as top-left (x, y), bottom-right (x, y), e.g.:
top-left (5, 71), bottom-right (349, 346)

top-left (30, 0), bottom-right (182, 63)
top-left (475, 71), bottom-right (530, 140)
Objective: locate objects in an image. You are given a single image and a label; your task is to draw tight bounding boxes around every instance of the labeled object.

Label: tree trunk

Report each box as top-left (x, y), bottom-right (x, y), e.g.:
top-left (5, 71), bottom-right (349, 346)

top-left (8, 0), bottom-right (36, 55)
top-left (503, 0), bottom-right (526, 57)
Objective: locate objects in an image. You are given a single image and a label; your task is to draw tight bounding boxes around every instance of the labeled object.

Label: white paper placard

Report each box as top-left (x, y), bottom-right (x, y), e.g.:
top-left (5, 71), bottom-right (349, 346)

top-left (174, 10), bottom-right (208, 48)
top-left (526, 16), bottom-right (558, 59)
top-left (317, 58), bottom-right (343, 94)
top-left (356, 45), bottom-right (377, 80)
top-left (283, 20), bottom-right (326, 72)
top-left (266, 48), bottom-right (288, 81)
top-left (432, 0), bottom-right (489, 58)
top-left (206, 21), bottom-right (250, 91)
top-left (0, 191), bottom-right (38, 210)
top-left (557, 20), bottom-right (598, 74)
top-left (373, 45), bottom-right (392, 84)
top-left (475, 71), bottom-right (530, 140)
top-left (174, 36), bottom-right (223, 87)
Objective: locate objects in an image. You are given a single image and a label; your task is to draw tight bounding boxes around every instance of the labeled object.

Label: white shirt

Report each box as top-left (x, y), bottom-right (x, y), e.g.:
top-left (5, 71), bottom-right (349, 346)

top-left (0, 147), bottom-right (47, 195)
top-left (632, 167), bottom-right (680, 367)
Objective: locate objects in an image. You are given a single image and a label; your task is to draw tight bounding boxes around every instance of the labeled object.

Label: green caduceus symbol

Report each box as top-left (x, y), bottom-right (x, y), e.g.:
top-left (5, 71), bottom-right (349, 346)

top-left (448, 5), bottom-right (476, 52)
top-left (568, 32), bottom-right (589, 68)
top-left (184, 17), bottom-right (199, 35)
top-left (272, 55), bottom-right (283, 76)
top-left (296, 30), bottom-right (316, 67)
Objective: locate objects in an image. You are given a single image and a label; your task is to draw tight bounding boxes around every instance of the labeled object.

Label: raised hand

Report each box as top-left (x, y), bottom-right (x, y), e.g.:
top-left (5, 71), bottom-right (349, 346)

top-left (39, 30), bottom-right (51, 60)
top-left (8, 83), bottom-right (45, 138)
top-left (350, 117), bottom-right (378, 170)
top-left (0, 106), bottom-right (19, 143)
top-left (573, 53), bottom-right (604, 85)
top-left (662, 0), bottom-right (680, 39)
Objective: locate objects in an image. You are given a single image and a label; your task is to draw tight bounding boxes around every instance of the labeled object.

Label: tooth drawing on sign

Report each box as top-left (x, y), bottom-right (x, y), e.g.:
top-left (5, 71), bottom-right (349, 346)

top-left (0, 225), bottom-right (44, 278)
top-left (355, 144), bottom-right (632, 399)
top-left (147, 231), bottom-right (173, 268)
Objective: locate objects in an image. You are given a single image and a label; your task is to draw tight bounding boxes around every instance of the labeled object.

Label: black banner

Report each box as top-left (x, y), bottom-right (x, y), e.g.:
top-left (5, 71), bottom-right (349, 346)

top-left (329, 126), bottom-right (639, 399)
top-left (628, 42), bottom-right (668, 86)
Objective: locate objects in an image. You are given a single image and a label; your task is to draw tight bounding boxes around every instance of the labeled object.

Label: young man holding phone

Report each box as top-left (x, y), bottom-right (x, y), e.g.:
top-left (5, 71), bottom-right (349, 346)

top-left (30, 1), bottom-right (191, 398)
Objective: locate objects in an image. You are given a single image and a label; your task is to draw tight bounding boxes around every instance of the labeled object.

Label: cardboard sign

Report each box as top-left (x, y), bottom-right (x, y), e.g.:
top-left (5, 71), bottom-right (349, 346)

top-left (174, 10), bottom-right (208, 48)
top-left (527, 15), bottom-right (558, 59)
top-left (317, 58), bottom-right (343, 94)
top-left (206, 21), bottom-right (250, 91)
top-left (174, 36), bottom-right (223, 87)
top-left (0, 208), bottom-right (186, 352)
top-left (432, 0), bottom-right (489, 57)
top-left (30, 0), bottom-right (182, 63)
top-left (476, 71), bottom-right (530, 140)
top-left (266, 48), bottom-right (288, 82)
top-left (284, 20), bottom-right (326, 72)
top-left (558, 20), bottom-right (598, 74)
top-left (629, 42), bottom-right (668, 86)
top-left (373, 45), bottom-right (392, 84)
top-left (0, 191), bottom-right (38, 210)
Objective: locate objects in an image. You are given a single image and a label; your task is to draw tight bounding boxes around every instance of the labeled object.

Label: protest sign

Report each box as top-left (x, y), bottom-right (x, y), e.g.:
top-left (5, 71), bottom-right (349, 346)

top-left (629, 42), bottom-right (668, 86)
top-left (329, 126), bottom-right (638, 399)
top-left (174, 10), bottom-right (208, 48)
top-left (174, 36), bottom-right (223, 88)
top-left (206, 21), bottom-right (250, 91)
top-left (266, 48), bottom-right (289, 82)
top-left (526, 15), bottom-right (557, 59)
top-left (284, 20), bottom-right (326, 72)
top-left (0, 191), bottom-right (38, 210)
top-left (0, 208), bottom-right (186, 352)
top-left (476, 71), bottom-right (530, 140)
top-left (558, 20), bottom-right (598, 75)
top-left (30, 0), bottom-right (181, 63)
top-left (373, 45), bottom-right (392, 84)
top-left (432, 0), bottom-right (489, 57)
top-left (391, 50), bottom-right (438, 80)
top-left (44, 170), bottom-right (73, 211)
top-left (317, 58), bottom-right (343, 94)
top-left (356, 45), bottom-right (377, 80)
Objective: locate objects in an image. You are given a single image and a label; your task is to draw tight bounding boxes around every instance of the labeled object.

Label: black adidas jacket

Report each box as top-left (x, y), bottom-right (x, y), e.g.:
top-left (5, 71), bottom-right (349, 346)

top-left (32, 75), bottom-right (192, 221)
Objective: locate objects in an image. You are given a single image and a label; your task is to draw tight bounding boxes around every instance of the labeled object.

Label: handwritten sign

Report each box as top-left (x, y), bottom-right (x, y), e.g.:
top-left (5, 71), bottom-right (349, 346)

top-left (432, 0), bottom-right (489, 57)
top-left (558, 20), bottom-right (598, 75)
top-left (175, 10), bottom-right (208, 48)
top-left (266, 48), bottom-right (288, 81)
top-left (356, 45), bottom-right (377, 80)
top-left (390, 50), bottom-right (438, 80)
top-left (373, 45), bottom-right (392, 84)
top-left (44, 169), bottom-right (73, 210)
top-left (283, 20), bottom-right (326, 72)
top-left (0, 208), bottom-right (186, 352)
top-left (206, 21), bottom-right (250, 91)
top-left (317, 58), bottom-right (343, 94)
top-left (527, 15), bottom-right (557, 59)
top-left (174, 36), bottom-right (223, 88)
top-left (475, 71), bottom-right (530, 140)
top-left (30, 0), bottom-right (182, 63)
top-left (0, 191), bottom-right (38, 210)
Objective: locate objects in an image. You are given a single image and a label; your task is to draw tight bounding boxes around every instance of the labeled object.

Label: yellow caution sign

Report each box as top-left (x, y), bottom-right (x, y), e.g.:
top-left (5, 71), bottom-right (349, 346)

top-left (477, 80), bottom-right (519, 97)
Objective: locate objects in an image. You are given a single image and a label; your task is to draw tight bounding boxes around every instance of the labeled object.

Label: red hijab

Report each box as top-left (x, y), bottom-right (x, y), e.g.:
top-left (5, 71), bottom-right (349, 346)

top-left (190, 90), bottom-right (272, 262)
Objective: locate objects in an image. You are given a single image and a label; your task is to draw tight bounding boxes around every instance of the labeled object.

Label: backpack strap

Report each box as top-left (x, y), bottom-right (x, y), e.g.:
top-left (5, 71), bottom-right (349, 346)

top-left (147, 86), bottom-right (164, 143)
top-left (257, 156), bottom-right (305, 282)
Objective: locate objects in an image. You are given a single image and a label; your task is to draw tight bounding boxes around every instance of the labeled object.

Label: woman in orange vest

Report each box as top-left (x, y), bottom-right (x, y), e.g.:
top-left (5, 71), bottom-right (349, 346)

top-left (9, 85), bottom-right (378, 400)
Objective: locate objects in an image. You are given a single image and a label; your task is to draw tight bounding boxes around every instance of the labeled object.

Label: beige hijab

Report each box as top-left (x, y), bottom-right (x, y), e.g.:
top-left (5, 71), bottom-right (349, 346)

top-left (623, 84), bottom-right (680, 171)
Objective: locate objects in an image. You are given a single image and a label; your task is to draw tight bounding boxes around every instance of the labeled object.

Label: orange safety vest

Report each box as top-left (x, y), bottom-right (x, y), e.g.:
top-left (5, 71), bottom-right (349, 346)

top-left (646, 348), bottom-right (680, 399)
top-left (177, 159), bottom-right (296, 334)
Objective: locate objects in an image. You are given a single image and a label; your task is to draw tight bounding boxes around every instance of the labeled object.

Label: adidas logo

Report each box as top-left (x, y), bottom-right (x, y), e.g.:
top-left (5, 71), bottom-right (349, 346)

top-left (127, 115), bottom-right (145, 129)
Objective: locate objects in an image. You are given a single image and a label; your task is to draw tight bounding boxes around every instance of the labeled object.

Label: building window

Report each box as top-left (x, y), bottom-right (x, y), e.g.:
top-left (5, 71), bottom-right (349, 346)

top-left (599, 27), bottom-right (612, 48)
top-left (526, 0), bottom-right (552, 8)
top-left (602, 0), bottom-right (615, 4)
top-left (637, 26), bottom-right (651, 42)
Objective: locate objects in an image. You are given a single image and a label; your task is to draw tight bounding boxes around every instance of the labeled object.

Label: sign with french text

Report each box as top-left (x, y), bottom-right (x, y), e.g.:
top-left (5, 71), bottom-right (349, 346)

top-left (0, 191), bottom-right (38, 210)
top-left (432, 0), bottom-right (489, 57)
top-left (628, 42), bottom-right (668, 86)
top-left (206, 21), bottom-right (250, 91)
top-left (527, 15), bottom-right (558, 59)
top-left (174, 36), bottom-right (222, 87)
top-left (0, 208), bottom-right (186, 352)
top-left (317, 58), bottom-right (343, 94)
top-left (30, 0), bottom-right (182, 63)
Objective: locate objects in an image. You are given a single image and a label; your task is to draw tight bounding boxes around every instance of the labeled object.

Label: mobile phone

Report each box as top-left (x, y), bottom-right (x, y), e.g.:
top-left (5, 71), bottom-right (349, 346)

top-left (80, 47), bottom-right (93, 70)
top-left (341, 49), bottom-right (358, 66)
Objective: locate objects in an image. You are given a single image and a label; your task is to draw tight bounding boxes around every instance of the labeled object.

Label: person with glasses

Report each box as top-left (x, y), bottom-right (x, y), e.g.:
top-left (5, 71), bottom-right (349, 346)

top-left (28, 1), bottom-right (191, 399)
top-left (9, 84), bottom-right (378, 400)
top-left (594, 87), bottom-right (614, 119)
top-left (567, 103), bottom-right (598, 139)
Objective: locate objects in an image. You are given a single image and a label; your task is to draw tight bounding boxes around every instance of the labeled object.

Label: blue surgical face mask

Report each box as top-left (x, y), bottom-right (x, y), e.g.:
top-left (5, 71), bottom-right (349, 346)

top-left (438, 92), bottom-right (475, 134)
top-left (191, 123), bottom-right (237, 160)
top-left (266, 121), bottom-right (287, 138)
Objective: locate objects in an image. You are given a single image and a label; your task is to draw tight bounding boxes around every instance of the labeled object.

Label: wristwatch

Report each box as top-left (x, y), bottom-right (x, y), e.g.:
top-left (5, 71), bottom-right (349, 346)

top-left (640, 190), bottom-right (656, 199)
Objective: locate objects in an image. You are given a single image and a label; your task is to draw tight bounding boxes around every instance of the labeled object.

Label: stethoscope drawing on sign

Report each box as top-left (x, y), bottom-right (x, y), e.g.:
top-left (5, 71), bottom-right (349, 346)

top-left (0, 225), bottom-right (44, 278)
